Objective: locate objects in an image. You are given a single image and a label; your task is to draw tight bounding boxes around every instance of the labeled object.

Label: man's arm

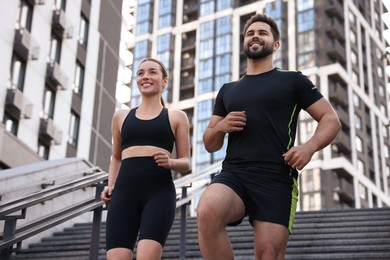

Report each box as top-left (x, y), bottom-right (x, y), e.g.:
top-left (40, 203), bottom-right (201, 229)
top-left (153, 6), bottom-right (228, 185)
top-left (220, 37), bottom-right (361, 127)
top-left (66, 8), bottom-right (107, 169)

top-left (203, 111), bottom-right (247, 153)
top-left (283, 98), bottom-right (341, 170)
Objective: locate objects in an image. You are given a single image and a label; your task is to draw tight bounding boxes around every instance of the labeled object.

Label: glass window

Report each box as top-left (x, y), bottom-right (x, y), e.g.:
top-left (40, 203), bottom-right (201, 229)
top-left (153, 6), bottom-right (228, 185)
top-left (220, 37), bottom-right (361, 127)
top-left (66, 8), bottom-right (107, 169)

top-left (297, 31), bottom-right (315, 53)
top-left (198, 78), bottom-right (213, 94)
top-left (157, 34), bottom-right (171, 52)
top-left (200, 21), bottom-right (214, 40)
top-left (266, 0), bottom-right (282, 19)
top-left (297, 0), bottom-right (314, 11)
top-left (215, 54), bottom-right (230, 75)
top-left (216, 16), bottom-right (231, 35)
top-left (200, 0), bottom-right (214, 16)
top-left (199, 58), bottom-right (214, 78)
top-left (73, 61), bottom-right (85, 95)
top-left (199, 39), bottom-right (214, 59)
top-left (297, 9), bottom-right (314, 32)
top-left (351, 50), bottom-right (357, 64)
top-left (217, 0), bottom-right (232, 11)
top-left (42, 86), bottom-right (56, 119)
top-left (68, 111), bottom-right (80, 147)
top-left (214, 74), bottom-right (230, 90)
top-left (216, 34), bottom-right (231, 55)
top-left (158, 0), bottom-right (174, 29)
top-left (353, 93), bottom-right (360, 107)
top-left (10, 53), bottom-right (26, 90)
top-left (354, 114), bottom-right (361, 129)
top-left (3, 112), bottom-right (18, 135)
top-left (38, 141), bottom-right (50, 159)
top-left (55, 0), bottom-right (66, 11)
top-left (78, 14), bottom-right (89, 47)
top-left (16, 0), bottom-right (33, 31)
top-left (134, 40), bottom-right (150, 59)
top-left (49, 34), bottom-right (62, 63)
top-left (298, 52), bottom-right (315, 69)
top-left (355, 136), bottom-right (363, 152)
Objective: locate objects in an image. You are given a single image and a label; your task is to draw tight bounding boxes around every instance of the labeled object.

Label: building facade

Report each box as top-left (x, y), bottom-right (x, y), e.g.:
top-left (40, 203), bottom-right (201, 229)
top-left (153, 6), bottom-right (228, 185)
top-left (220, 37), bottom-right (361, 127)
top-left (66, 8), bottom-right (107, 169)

top-left (128, 0), bottom-right (390, 210)
top-left (0, 0), bottom-right (124, 172)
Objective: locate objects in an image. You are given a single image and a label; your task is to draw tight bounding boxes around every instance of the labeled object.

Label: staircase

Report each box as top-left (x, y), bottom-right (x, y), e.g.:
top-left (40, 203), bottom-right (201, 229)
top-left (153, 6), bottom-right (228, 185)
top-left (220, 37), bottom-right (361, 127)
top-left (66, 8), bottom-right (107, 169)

top-left (10, 207), bottom-right (390, 260)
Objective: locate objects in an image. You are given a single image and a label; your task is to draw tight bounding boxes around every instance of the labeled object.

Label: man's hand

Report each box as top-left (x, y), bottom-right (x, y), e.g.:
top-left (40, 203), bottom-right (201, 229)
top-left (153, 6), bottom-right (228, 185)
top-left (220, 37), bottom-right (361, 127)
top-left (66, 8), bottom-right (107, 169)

top-left (219, 111), bottom-right (247, 133)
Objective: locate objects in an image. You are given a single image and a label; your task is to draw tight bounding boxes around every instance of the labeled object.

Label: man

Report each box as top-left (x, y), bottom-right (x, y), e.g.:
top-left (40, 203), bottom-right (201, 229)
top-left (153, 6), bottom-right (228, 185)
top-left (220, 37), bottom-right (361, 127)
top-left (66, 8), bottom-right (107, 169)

top-left (197, 13), bottom-right (341, 260)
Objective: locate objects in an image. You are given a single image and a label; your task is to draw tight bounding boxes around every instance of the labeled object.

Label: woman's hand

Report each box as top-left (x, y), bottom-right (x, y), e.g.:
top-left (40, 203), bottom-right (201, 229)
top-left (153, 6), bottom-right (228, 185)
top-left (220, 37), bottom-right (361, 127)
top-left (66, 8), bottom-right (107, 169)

top-left (101, 186), bottom-right (114, 204)
top-left (153, 150), bottom-right (173, 169)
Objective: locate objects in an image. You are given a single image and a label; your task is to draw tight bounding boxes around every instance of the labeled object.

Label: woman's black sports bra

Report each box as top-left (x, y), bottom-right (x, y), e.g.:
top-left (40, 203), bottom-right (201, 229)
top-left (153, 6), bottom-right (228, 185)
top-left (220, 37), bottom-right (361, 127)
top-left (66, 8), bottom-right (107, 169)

top-left (121, 108), bottom-right (175, 152)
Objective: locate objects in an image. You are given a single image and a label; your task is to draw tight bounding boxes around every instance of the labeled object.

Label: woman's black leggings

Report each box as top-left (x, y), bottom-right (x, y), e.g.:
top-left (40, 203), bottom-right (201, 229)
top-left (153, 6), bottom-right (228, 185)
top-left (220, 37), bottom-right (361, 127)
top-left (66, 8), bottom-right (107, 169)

top-left (105, 157), bottom-right (176, 251)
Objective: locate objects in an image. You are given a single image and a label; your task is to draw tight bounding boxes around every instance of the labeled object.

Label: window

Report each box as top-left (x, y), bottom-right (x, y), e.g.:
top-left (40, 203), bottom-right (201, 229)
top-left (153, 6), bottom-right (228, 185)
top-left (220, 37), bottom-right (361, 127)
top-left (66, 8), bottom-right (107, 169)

top-left (297, 0), bottom-right (314, 11)
top-left (136, 3), bottom-right (152, 35)
top-left (297, 31), bottom-right (315, 53)
top-left (49, 34), bottom-right (62, 63)
top-left (200, 0), bottom-right (214, 16)
top-left (68, 111), bottom-right (80, 147)
top-left (158, 0), bottom-right (174, 29)
top-left (73, 61), bottom-right (85, 95)
top-left (10, 53), bottom-right (26, 90)
top-left (16, 0), bottom-right (33, 31)
top-left (353, 93), bottom-right (360, 107)
top-left (217, 0), bottom-right (231, 11)
top-left (78, 14), bottom-right (89, 47)
top-left (3, 112), bottom-right (18, 135)
top-left (351, 51), bottom-right (357, 64)
top-left (38, 141), bottom-right (50, 159)
top-left (54, 0), bottom-right (66, 11)
top-left (355, 136), bottom-right (363, 152)
top-left (354, 114), bottom-right (361, 129)
top-left (42, 86), bottom-right (56, 119)
top-left (297, 9), bottom-right (314, 32)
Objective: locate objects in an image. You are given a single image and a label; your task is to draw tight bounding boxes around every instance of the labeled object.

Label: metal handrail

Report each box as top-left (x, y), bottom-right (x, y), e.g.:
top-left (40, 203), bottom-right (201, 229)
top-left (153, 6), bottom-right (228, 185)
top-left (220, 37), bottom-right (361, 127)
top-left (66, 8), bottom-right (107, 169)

top-left (0, 160), bottom-right (223, 260)
top-left (0, 168), bottom-right (107, 260)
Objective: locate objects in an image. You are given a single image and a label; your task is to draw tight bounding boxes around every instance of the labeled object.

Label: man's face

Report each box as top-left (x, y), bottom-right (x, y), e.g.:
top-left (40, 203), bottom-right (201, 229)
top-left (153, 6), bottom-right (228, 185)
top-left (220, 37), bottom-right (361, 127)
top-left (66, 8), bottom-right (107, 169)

top-left (243, 21), bottom-right (279, 60)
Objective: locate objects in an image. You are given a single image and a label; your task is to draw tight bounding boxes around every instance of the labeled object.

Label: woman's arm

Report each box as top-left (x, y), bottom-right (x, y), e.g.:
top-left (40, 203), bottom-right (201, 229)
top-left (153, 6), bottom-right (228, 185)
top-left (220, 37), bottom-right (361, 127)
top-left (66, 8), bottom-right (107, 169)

top-left (101, 110), bottom-right (125, 204)
top-left (154, 110), bottom-right (190, 173)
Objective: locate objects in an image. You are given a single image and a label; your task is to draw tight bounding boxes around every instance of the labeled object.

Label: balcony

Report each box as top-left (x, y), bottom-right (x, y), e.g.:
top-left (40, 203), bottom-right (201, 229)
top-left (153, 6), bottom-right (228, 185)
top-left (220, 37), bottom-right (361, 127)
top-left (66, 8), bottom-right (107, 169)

top-left (52, 9), bottom-right (73, 39)
top-left (325, 0), bottom-right (343, 21)
top-left (334, 106), bottom-right (349, 128)
top-left (5, 88), bottom-right (33, 119)
top-left (13, 28), bottom-right (40, 60)
top-left (326, 17), bottom-right (345, 42)
top-left (39, 118), bottom-right (62, 145)
top-left (329, 81), bottom-right (348, 107)
top-left (46, 62), bottom-right (68, 90)
top-left (326, 38), bottom-right (346, 65)
top-left (333, 130), bottom-right (351, 155)
top-left (336, 177), bottom-right (354, 203)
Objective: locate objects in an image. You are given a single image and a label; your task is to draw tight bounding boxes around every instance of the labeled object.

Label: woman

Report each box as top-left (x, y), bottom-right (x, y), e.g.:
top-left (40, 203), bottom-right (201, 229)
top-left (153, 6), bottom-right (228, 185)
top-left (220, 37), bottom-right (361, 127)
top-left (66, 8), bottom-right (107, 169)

top-left (101, 58), bottom-right (191, 260)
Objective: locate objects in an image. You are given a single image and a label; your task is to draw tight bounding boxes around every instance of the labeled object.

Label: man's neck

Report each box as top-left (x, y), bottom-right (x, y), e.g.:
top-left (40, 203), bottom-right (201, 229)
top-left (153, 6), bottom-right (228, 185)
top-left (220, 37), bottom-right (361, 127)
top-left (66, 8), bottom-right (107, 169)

top-left (246, 56), bottom-right (274, 75)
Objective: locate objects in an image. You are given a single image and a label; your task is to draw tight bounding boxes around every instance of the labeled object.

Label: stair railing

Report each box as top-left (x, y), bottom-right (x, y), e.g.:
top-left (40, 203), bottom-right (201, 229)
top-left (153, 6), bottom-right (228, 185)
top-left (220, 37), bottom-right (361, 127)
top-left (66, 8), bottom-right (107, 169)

top-left (0, 161), bottom-right (222, 260)
top-left (0, 168), bottom-right (108, 260)
top-left (174, 161), bottom-right (222, 259)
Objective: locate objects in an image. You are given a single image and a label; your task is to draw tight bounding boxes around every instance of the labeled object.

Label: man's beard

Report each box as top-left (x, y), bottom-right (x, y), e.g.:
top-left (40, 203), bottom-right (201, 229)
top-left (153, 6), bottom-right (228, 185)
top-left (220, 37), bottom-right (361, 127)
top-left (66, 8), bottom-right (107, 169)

top-left (244, 43), bottom-right (274, 59)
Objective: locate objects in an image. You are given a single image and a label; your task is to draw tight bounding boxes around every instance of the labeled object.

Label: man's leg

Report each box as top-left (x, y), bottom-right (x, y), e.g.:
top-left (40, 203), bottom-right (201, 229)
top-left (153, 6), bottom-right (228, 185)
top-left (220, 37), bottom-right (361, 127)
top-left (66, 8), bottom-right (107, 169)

top-left (197, 183), bottom-right (245, 260)
top-left (253, 221), bottom-right (289, 260)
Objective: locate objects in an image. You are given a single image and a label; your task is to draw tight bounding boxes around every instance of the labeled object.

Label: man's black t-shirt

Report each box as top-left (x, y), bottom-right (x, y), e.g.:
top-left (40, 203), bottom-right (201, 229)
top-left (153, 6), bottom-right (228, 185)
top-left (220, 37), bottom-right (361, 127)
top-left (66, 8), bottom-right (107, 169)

top-left (213, 68), bottom-right (323, 171)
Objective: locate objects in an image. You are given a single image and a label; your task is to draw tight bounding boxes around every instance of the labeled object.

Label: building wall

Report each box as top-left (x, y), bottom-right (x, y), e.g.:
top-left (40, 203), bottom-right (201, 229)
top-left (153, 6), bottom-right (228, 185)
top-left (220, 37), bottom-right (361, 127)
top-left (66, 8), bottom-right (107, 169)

top-left (0, 0), bottom-right (122, 172)
top-left (127, 0), bottom-right (390, 211)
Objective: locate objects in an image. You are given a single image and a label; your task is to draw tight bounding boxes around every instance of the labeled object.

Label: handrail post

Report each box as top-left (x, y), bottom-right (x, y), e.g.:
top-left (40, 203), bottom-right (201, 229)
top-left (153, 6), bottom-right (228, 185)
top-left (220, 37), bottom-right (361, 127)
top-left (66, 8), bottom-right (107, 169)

top-left (88, 183), bottom-right (104, 260)
top-left (179, 185), bottom-right (190, 260)
top-left (1, 217), bottom-right (18, 260)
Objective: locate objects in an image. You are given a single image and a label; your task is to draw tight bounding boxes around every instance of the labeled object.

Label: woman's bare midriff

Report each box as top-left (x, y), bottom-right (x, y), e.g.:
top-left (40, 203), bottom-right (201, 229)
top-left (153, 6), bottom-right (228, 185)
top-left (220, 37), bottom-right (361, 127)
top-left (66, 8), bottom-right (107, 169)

top-left (122, 145), bottom-right (172, 159)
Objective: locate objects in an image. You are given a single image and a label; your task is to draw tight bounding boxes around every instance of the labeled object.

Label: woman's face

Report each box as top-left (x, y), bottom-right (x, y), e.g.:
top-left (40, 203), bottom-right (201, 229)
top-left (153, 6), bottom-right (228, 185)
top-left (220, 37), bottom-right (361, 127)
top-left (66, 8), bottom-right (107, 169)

top-left (136, 60), bottom-right (168, 96)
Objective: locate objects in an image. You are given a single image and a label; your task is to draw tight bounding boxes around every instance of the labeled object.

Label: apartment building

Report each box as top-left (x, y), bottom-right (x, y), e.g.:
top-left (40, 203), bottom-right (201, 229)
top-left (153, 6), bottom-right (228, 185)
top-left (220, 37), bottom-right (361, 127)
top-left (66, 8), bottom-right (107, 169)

top-left (0, 0), bottom-right (125, 172)
top-left (127, 0), bottom-right (390, 210)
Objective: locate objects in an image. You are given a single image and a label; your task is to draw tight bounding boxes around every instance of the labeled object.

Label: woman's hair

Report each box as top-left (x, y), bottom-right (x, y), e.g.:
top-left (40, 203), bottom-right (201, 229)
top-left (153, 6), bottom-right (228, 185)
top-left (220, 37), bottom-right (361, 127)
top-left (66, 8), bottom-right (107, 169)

top-left (138, 58), bottom-right (168, 107)
top-left (242, 13), bottom-right (280, 41)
